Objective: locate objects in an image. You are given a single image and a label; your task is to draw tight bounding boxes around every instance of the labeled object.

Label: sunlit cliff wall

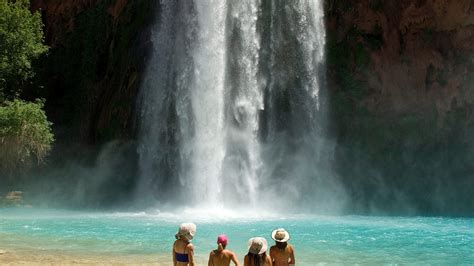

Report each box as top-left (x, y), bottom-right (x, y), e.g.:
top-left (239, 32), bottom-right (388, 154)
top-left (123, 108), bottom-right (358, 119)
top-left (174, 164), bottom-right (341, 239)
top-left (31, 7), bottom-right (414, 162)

top-left (326, 0), bottom-right (474, 215)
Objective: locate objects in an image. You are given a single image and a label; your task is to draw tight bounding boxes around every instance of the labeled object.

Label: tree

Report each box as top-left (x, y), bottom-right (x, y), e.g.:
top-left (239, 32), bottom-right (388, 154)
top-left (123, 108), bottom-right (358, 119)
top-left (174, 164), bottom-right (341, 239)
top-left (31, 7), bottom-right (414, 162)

top-left (0, 0), bottom-right (48, 100)
top-left (0, 1), bottom-right (53, 177)
top-left (0, 99), bottom-right (54, 175)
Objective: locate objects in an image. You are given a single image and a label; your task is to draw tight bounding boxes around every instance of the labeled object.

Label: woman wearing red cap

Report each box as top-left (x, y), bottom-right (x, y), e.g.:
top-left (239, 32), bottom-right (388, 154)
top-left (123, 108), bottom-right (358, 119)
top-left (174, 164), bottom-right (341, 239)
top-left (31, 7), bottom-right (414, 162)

top-left (208, 234), bottom-right (241, 266)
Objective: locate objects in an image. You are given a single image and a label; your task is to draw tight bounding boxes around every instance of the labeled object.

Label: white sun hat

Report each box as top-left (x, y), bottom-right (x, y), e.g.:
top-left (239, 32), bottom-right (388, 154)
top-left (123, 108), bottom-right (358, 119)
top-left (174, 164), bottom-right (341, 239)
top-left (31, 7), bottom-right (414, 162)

top-left (175, 222), bottom-right (197, 241)
top-left (247, 237), bottom-right (268, 254)
top-left (271, 228), bottom-right (290, 242)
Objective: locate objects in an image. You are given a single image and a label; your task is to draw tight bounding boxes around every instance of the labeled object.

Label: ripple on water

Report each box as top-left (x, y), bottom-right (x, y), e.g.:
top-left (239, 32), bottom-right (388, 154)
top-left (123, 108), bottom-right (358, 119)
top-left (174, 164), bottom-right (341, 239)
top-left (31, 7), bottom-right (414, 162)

top-left (0, 208), bottom-right (473, 264)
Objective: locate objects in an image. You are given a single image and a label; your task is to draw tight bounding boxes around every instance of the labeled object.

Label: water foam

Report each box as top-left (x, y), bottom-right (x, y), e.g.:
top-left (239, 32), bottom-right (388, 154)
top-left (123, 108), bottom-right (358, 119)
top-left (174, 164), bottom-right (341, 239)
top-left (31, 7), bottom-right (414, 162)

top-left (137, 0), bottom-right (339, 211)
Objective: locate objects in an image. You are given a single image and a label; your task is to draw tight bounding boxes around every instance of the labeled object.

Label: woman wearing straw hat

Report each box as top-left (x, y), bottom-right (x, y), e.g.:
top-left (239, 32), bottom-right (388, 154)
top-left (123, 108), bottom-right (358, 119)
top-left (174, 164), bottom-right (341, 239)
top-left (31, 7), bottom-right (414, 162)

top-left (173, 223), bottom-right (197, 266)
top-left (208, 234), bottom-right (241, 266)
top-left (269, 228), bottom-right (295, 266)
top-left (244, 237), bottom-right (272, 266)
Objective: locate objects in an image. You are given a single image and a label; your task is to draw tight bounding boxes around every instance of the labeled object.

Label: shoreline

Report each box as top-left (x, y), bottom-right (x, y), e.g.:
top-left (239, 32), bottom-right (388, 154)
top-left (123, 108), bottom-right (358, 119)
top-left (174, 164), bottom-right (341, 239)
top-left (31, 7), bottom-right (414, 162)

top-left (0, 248), bottom-right (209, 265)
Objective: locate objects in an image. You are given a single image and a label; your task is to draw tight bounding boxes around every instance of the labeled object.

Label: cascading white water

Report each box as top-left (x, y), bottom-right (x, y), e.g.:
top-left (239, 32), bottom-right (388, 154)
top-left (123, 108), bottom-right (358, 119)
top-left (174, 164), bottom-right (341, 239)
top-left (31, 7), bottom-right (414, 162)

top-left (137, 0), bottom-right (345, 212)
top-left (221, 0), bottom-right (263, 206)
top-left (189, 0), bottom-right (228, 204)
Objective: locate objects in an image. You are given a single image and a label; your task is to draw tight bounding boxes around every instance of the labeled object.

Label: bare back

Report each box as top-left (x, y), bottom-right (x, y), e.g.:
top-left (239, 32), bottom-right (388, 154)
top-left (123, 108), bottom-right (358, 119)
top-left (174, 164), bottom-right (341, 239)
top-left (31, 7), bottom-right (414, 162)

top-left (208, 249), bottom-right (240, 266)
top-left (243, 254), bottom-right (272, 266)
top-left (269, 244), bottom-right (294, 266)
top-left (173, 239), bottom-right (194, 266)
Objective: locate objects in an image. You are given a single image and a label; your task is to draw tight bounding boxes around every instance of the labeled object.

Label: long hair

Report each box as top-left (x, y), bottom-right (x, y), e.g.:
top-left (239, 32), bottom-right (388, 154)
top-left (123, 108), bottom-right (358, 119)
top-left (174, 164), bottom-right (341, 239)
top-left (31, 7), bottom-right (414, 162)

top-left (247, 252), bottom-right (266, 266)
top-left (276, 241), bottom-right (287, 250)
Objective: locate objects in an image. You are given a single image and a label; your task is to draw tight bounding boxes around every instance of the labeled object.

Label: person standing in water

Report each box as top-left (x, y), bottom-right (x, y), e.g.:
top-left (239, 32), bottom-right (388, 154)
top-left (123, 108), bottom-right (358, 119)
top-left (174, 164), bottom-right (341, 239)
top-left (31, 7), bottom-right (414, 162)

top-left (244, 237), bottom-right (272, 266)
top-left (173, 223), bottom-right (197, 266)
top-left (208, 234), bottom-right (241, 266)
top-left (269, 228), bottom-right (295, 266)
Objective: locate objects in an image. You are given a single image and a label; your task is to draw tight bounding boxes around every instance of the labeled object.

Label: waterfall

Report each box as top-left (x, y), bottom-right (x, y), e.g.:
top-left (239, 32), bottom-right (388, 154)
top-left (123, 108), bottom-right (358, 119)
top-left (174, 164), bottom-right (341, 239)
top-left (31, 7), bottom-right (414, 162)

top-left (137, 0), bottom-right (345, 212)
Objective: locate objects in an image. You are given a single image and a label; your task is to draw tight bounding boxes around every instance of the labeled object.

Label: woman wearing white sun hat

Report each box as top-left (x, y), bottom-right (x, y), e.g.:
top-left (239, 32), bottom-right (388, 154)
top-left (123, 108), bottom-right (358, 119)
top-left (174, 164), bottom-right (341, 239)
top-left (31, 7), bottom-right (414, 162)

top-left (269, 228), bottom-right (295, 266)
top-left (173, 222), bottom-right (197, 266)
top-left (244, 237), bottom-right (272, 266)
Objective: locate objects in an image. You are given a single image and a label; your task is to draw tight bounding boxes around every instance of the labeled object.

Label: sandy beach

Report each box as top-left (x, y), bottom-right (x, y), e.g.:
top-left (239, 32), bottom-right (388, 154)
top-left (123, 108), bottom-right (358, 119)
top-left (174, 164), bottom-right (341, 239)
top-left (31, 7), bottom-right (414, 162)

top-left (0, 248), bottom-right (209, 265)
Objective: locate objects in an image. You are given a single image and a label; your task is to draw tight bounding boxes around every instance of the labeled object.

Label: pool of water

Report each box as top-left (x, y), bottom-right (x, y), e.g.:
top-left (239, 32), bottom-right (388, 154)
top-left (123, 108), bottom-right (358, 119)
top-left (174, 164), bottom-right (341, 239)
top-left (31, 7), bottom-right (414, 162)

top-left (1, 208), bottom-right (473, 264)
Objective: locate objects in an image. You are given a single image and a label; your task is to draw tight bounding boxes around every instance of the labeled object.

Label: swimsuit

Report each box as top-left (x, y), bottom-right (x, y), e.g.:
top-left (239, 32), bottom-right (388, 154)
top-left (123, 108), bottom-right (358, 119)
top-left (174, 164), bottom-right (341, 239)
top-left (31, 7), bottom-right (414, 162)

top-left (175, 242), bottom-right (189, 263)
top-left (176, 252), bottom-right (189, 263)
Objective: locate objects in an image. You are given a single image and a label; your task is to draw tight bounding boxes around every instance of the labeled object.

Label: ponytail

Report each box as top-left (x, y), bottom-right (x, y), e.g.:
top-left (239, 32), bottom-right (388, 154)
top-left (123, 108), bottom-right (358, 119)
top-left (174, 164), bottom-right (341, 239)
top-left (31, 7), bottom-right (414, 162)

top-left (217, 243), bottom-right (224, 252)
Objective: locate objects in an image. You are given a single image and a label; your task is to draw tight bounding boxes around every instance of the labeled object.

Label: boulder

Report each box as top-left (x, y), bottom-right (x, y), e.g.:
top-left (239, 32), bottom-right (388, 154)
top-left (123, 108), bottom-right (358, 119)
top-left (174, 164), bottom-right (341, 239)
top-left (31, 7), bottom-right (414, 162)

top-left (3, 191), bottom-right (23, 206)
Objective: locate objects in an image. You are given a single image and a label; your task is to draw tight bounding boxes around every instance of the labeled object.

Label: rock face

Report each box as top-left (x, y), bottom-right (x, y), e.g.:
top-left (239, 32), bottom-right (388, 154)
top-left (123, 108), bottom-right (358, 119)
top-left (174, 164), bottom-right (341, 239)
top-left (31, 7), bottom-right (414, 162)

top-left (0, 191), bottom-right (23, 206)
top-left (31, 0), bottom-right (100, 45)
top-left (326, 0), bottom-right (474, 215)
top-left (25, 0), bottom-right (474, 214)
top-left (30, 0), bottom-right (155, 144)
top-left (327, 0), bottom-right (474, 117)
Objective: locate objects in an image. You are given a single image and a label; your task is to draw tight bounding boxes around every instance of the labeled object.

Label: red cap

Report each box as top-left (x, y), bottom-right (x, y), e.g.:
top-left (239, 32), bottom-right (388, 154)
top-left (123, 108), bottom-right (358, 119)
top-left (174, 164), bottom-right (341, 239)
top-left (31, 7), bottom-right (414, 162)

top-left (217, 234), bottom-right (228, 245)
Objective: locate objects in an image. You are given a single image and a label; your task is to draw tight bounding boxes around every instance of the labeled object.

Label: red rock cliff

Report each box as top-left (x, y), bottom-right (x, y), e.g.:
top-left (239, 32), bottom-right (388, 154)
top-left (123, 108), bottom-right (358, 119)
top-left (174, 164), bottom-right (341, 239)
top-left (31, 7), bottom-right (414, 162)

top-left (32, 0), bottom-right (473, 143)
top-left (23, 0), bottom-right (473, 214)
top-left (327, 0), bottom-right (474, 214)
top-left (327, 0), bottom-right (474, 120)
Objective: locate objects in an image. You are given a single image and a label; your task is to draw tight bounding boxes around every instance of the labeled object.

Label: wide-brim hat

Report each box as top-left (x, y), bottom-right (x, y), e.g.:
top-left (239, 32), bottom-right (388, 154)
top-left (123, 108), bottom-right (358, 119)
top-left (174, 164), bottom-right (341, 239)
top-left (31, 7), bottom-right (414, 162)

top-left (247, 237), bottom-right (267, 254)
top-left (271, 228), bottom-right (290, 242)
top-left (176, 222), bottom-right (196, 241)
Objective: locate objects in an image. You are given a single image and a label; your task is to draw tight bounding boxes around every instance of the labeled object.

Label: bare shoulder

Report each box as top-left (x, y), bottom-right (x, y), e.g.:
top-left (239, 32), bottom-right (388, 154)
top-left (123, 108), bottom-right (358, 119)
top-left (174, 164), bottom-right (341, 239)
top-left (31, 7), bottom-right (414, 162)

top-left (228, 250), bottom-right (238, 257)
top-left (288, 244), bottom-right (294, 252)
top-left (269, 245), bottom-right (276, 254)
top-left (209, 250), bottom-right (215, 257)
top-left (186, 243), bottom-right (195, 251)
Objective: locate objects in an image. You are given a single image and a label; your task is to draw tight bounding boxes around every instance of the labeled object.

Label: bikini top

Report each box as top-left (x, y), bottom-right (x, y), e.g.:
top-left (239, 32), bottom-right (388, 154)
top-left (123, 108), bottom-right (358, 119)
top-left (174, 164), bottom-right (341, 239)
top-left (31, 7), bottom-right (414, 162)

top-left (175, 242), bottom-right (190, 263)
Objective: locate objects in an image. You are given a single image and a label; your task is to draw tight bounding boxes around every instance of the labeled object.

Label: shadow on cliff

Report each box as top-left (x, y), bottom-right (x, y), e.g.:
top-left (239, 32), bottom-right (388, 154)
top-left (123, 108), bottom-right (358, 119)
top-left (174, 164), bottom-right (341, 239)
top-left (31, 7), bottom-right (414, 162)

top-left (325, 0), bottom-right (474, 217)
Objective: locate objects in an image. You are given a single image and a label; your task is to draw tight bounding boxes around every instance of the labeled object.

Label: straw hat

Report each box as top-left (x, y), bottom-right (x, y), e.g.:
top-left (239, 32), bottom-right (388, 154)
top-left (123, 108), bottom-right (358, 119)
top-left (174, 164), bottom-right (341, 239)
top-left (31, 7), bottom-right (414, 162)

top-left (176, 222), bottom-right (196, 241)
top-left (247, 237), bottom-right (268, 254)
top-left (271, 228), bottom-right (290, 242)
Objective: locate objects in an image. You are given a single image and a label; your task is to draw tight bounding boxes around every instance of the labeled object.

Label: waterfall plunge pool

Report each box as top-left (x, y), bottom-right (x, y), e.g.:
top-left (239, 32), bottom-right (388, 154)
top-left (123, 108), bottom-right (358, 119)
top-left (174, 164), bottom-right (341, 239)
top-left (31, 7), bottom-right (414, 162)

top-left (1, 208), bottom-right (473, 264)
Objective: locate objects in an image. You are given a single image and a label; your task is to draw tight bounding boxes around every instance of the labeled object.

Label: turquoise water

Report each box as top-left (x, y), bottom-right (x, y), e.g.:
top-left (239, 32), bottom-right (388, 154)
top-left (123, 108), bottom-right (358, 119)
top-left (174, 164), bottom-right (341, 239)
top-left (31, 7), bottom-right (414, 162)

top-left (1, 208), bottom-right (473, 264)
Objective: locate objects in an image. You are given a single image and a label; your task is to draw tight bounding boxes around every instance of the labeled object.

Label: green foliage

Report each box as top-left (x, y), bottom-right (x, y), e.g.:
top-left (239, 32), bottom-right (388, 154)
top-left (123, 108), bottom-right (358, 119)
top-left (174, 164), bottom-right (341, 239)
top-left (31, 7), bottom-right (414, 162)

top-left (0, 99), bottom-right (54, 173)
top-left (0, 0), bottom-right (48, 100)
top-left (369, 0), bottom-right (383, 11)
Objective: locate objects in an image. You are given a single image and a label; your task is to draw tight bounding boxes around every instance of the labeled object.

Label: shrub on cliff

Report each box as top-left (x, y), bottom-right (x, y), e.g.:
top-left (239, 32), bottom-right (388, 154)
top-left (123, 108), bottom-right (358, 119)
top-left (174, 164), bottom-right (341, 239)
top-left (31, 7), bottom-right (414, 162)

top-left (0, 0), bottom-right (48, 100)
top-left (0, 99), bottom-right (54, 174)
